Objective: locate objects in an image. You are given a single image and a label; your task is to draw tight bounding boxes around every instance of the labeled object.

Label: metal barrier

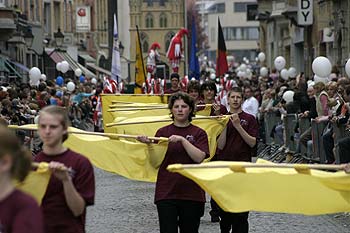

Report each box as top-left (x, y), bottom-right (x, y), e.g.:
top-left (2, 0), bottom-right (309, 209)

top-left (332, 122), bottom-right (347, 164)
top-left (283, 114), bottom-right (298, 152)
top-left (264, 112), bottom-right (282, 144)
top-left (311, 120), bottom-right (327, 163)
top-left (298, 117), bottom-right (311, 155)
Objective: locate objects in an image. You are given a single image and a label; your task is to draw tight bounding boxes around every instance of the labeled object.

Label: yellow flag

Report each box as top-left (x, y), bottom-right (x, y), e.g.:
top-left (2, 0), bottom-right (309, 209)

top-left (63, 127), bottom-right (168, 182)
top-left (134, 26), bottom-right (147, 94)
top-left (101, 94), bottom-right (169, 132)
top-left (107, 115), bottom-right (230, 158)
top-left (16, 163), bottom-right (51, 204)
top-left (168, 159), bottom-right (350, 215)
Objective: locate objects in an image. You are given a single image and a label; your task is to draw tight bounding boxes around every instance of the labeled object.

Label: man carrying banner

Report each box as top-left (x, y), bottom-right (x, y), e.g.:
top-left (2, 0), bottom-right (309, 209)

top-left (138, 92), bottom-right (209, 233)
top-left (0, 126), bottom-right (44, 233)
top-left (216, 87), bottom-right (258, 233)
top-left (34, 106), bottom-right (95, 233)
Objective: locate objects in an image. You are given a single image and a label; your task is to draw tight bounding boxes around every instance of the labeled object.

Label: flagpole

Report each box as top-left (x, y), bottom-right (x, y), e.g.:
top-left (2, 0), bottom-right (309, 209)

top-left (7, 125), bottom-right (168, 141)
top-left (167, 163), bottom-right (350, 173)
top-left (106, 115), bottom-right (226, 127)
top-left (108, 104), bottom-right (211, 110)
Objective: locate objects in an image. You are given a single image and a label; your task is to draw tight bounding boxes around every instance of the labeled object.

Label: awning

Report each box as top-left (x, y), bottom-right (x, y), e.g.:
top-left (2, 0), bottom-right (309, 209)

top-left (0, 57), bottom-right (10, 73)
top-left (79, 54), bottom-right (96, 63)
top-left (10, 61), bottom-right (30, 72)
top-left (46, 50), bottom-right (96, 78)
top-left (86, 63), bottom-right (112, 76)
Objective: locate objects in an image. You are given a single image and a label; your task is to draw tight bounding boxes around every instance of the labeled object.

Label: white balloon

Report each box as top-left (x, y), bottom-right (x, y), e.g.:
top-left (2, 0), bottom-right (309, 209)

top-left (274, 56), bottom-right (286, 71)
top-left (245, 59), bottom-right (249, 64)
top-left (237, 71), bottom-right (245, 78)
top-left (66, 81), bottom-right (75, 92)
top-left (280, 68), bottom-right (289, 80)
top-left (29, 79), bottom-right (40, 86)
top-left (282, 90), bottom-right (294, 104)
top-left (345, 58), bottom-right (350, 78)
top-left (314, 74), bottom-right (329, 84)
top-left (240, 64), bottom-right (247, 72)
top-left (91, 78), bottom-right (97, 84)
top-left (56, 62), bottom-right (62, 71)
top-left (41, 74), bottom-right (47, 81)
top-left (34, 115), bottom-right (40, 124)
top-left (60, 61), bottom-right (70, 74)
top-left (210, 73), bottom-right (216, 80)
top-left (329, 73), bottom-right (337, 80)
top-left (288, 67), bottom-right (297, 78)
top-left (29, 67), bottom-right (41, 83)
top-left (258, 52), bottom-right (266, 62)
top-left (74, 68), bottom-right (82, 77)
top-left (312, 56), bottom-right (332, 77)
top-left (260, 67), bottom-right (268, 77)
top-left (308, 81), bottom-right (315, 88)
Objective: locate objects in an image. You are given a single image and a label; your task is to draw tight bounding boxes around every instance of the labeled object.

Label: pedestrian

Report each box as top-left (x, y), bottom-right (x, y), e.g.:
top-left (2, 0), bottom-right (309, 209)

top-left (0, 125), bottom-right (44, 233)
top-left (34, 105), bottom-right (95, 233)
top-left (216, 87), bottom-right (258, 233)
top-left (137, 92), bottom-right (209, 233)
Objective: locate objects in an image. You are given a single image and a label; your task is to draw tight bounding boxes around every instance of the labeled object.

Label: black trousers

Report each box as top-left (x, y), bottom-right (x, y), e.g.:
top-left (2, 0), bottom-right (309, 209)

top-left (219, 210), bottom-right (249, 233)
top-left (338, 137), bottom-right (350, 163)
top-left (156, 199), bottom-right (205, 233)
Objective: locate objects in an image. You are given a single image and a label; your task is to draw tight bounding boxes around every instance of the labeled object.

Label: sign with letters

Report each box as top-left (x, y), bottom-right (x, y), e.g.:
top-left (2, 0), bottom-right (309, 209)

top-left (298, 0), bottom-right (313, 25)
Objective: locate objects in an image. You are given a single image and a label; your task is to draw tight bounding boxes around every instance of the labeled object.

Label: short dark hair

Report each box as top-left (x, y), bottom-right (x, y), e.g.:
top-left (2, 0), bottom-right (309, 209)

top-left (187, 80), bottom-right (200, 93)
top-left (168, 92), bottom-right (195, 122)
top-left (228, 86), bottom-right (243, 98)
top-left (170, 73), bottom-right (180, 81)
top-left (200, 81), bottom-right (217, 96)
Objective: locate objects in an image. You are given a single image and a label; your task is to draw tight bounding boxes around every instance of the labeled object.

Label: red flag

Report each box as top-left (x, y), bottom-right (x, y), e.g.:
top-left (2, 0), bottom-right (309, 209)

top-left (216, 18), bottom-right (228, 77)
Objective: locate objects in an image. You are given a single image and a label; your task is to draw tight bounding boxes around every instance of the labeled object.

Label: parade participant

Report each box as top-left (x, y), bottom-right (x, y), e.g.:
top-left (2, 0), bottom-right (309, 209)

top-left (138, 92), bottom-right (209, 233)
top-left (166, 28), bottom-right (188, 73)
top-left (200, 80), bottom-right (227, 116)
top-left (165, 73), bottom-right (181, 94)
top-left (242, 86), bottom-right (259, 118)
top-left (34, 105), bottom-right (95, 233)
top-left (187, 80), bottom-right (202, 104)
top-left (147, 42), bottom-right (161, 80)
top-left (0, 126), bottom-right (44, 233)
top-left (216, 87), bottom-right (258, 233)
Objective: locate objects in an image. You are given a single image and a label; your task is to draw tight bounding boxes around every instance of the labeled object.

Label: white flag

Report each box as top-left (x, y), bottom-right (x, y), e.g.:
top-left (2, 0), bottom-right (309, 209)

top-left (111, 14), bottom-right (122, 82)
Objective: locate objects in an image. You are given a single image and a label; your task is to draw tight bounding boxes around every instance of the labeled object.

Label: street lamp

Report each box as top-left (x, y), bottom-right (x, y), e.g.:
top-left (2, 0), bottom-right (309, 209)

top-left (23, 27), bottom-right (34, 48)
top-left (54, 27), bottom-right (64, 48)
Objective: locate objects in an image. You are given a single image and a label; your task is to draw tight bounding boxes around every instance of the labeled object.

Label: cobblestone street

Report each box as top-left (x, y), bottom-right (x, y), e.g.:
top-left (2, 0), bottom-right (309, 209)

top-left (86, 167), bottom-right (350, 233)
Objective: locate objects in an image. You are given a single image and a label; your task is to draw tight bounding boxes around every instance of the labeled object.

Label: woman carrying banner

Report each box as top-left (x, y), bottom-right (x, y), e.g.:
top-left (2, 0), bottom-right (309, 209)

top-left (34, 105), bottom-right (95, 233)
top-left (216, 87), bottom-right (258, 233)
top-left (0, 126), bottom-right (44, 233)
top-left (138, 92), bottom-right (209, 233)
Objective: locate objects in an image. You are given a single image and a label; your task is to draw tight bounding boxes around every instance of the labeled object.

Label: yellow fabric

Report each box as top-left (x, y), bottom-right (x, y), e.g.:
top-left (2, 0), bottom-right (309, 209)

top-left (101, 95), bottom-right (169, 132)
top-left (108, 115), bottom-right (230, 158)
top-left (16, 163), bottom-right (51, 204)
top-left (167, 159), bottom-right (350, 215)
top-left (134, 29), bottom-right (147, 94)
top-left (63, 127), bottom-right (168, 182)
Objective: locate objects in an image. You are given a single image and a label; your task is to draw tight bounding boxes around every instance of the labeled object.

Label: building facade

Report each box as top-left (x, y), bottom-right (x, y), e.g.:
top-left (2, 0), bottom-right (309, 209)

top-left (205, 0), bottom-right (259, 63)
top-left (129, 0), bottom-right (186, 82)
top-left (257, 0), bottom-right (350, 77)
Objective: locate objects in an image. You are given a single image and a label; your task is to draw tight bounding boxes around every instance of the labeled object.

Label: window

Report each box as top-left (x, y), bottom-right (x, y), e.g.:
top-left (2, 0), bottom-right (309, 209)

top-left (207, 3), bottom-right (225, 13)
top-left (234, 2), bottom-right (248, 12)
top-left (140, 32), bottom-right (149, 53)
top-left (160, 13), bottom-right (167, 27)
top-left (222, 27), bottom-right (259, 40)
top-left (145, 13), bottom-right (154, 28)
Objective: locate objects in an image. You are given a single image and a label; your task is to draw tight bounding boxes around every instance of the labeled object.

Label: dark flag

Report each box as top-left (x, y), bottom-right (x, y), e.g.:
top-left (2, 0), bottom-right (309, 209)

top-left (216, 18), bottom-right (228, 77)
top-left (189, 15), bottom-right (200, 80)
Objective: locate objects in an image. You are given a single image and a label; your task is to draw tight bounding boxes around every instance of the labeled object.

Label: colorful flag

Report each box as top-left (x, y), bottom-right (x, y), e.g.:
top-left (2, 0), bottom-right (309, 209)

top-left (216, 18), bottom-right (228, 77)
top-left (111, 14), bottom-right (122, 82)
top-left (168, 159), bottom-right (350, 215)
top-left (189, 15), bottom-right (200, 80)
top-left (134, 26), bottom-right (147, 94)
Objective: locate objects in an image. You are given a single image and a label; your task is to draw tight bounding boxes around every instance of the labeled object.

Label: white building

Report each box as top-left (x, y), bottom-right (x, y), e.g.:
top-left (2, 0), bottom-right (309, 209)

top-left (204, 0), bottom-right (259, 63)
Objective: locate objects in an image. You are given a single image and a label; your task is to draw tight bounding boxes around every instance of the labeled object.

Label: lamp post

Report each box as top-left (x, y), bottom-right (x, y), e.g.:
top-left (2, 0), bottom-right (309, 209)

top-left (54, 27), bottom-right (64, 49)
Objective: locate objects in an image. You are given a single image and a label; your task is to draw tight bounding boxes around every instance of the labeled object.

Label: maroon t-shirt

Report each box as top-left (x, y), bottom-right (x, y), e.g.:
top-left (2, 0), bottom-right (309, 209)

top-left (0, 189), bottom-right (44, 233)
top-left (217, 111), bottom-right (258, 162)
top-left (154, 124), bottom-right (209, 203)
top-left (34, 149), bottom-right (95, 233)
top-left (164, 88), bottom-right (180, 94)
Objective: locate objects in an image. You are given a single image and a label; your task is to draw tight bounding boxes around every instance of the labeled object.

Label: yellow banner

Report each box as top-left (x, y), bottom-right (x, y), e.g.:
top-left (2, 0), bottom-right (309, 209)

top-left (16, 163), bottom-right (51, 204)
top-left (107, 115), bottom-right (229, 159)
top-left (168, 159), bottom-right (350, 215)
top-left (134, 27), bottom-right (147, 94)
top-left (101, 95), bottom-right (169, 132)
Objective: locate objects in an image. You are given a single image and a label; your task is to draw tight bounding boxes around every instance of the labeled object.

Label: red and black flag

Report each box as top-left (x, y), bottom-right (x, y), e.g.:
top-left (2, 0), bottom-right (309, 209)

top-left (216, 18), bottom-right (228, 77)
